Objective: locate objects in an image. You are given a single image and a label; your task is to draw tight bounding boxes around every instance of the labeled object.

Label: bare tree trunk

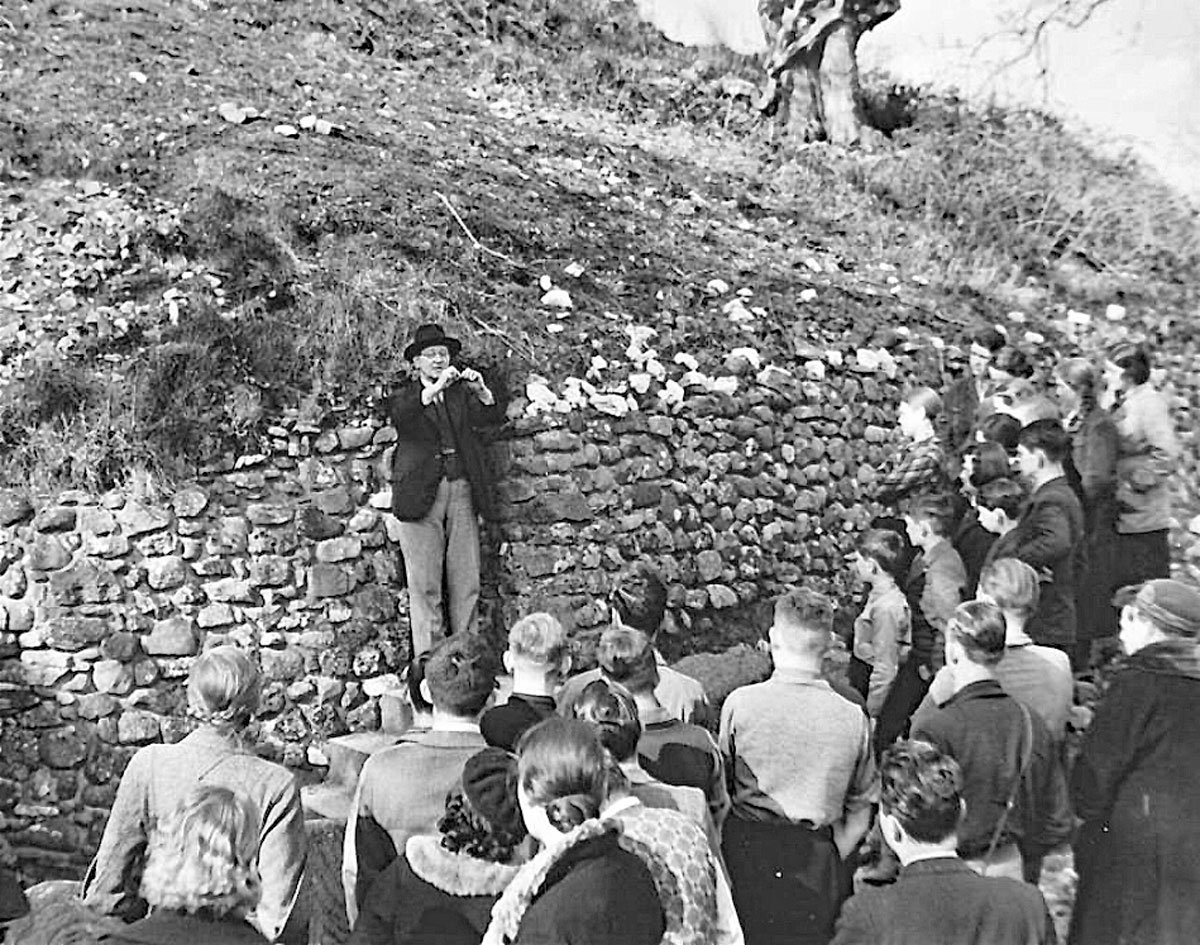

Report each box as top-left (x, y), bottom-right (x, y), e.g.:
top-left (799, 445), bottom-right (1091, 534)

top-left (818, 20), bottom-right (871, 146)
top-left (781, 46), bottom-right (828, 141)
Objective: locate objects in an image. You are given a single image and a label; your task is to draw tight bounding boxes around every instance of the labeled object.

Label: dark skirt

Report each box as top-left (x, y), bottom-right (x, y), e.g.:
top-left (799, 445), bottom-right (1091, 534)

top-left (722, 818), bottom-right (847, 945)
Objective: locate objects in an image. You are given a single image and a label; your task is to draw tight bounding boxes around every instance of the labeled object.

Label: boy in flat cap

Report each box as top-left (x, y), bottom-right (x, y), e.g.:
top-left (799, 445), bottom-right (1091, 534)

top-left (386, 324), bottom-right (502, 656)
top-left (1070, 579), bottom-right (1200, 945)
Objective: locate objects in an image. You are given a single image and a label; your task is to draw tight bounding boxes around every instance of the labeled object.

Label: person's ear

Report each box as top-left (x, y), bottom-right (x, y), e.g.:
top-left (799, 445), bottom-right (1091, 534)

top-left (419, 678), bottom-right (434, 707)
top-left (502, 650), bottom-right (514, 675)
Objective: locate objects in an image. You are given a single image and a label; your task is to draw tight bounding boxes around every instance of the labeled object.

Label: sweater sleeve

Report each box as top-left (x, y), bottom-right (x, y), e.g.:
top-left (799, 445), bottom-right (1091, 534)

top-left (863, 598), bottom-right (910, 718)
top-left (82, 747), bottom-right (154, 917)
top-left (249, 774), bottom-right (308, 941)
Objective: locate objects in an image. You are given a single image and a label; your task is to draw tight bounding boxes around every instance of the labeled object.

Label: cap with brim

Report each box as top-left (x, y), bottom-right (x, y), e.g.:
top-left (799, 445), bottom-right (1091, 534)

top-left (1118, 580), bottom-right (1200, 637)
top-left (404, 323), bottom-right (462, 361)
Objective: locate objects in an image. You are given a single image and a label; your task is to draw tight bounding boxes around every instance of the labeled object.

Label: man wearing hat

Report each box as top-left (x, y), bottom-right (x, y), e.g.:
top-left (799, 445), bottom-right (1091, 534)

top-left (1070, 578), bottom-right (1200, 945)
top-left (386, 324), bottom-right (501, 655)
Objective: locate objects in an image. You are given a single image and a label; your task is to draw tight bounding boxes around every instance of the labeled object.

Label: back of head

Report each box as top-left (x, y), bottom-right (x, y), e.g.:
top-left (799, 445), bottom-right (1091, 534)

top-left (772, 588), bottom-right (834, 656)
top-left (425, 634), bottom-right (497, 719)
top-left (597, 626), bottom-right (659, 694)
top-left (572, 678), bottom-right (641, 762)
top-left (969, 326), bottom-right (1007, 355)
top-left (141, 785), bottom-right (261, 918)
top-left (977, 413), bottom-right (1020, 453)
top-left (188, 645), bottom-right (260, 732)
top-left (978, 558), bottom-right (1040, 622)
top-left (947, 600), bottom-right (1007, 666)
top-left (905, 386), bottom-right (942, 421)
top-left (968, 441), bottom-right (1012, 488)
top-left (1107, 340), bottom-right (1151, 386)
top-left (439, 747), bottom-right (527, 863)
top-left (1057, 356), bottom-right (1102, 408)
top-left (1018, 418), bottom-right (1071, 466)
top-left (516, 717), bottom-right (608, 834)
top-left (880, 740), bottom-right (963, 844)
top-left (860, 528), bottom-right (907, 582)
top-left (906, 494), bottom-right (955, 539)
top-left (508, 612), bottom-right (568, 668)
top-left (976, 477), bottom-right (1026, 519)
top-left (995, 347), bottom-right (1034, 379)
top-left (610, 564), bottom-right (668, 636)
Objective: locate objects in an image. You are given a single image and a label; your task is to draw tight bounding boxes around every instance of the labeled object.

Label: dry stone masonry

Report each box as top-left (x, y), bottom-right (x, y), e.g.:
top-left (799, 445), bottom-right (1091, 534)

top-left (1, 305), bottom-right (1197, 881)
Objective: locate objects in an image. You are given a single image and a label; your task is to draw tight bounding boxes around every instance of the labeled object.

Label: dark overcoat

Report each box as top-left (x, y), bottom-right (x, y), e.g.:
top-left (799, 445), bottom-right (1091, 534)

top-left (832, 856), bottom-right (1056, 945)
top-left (985, 477), bottom-right (1084, 651)
top-left (1070, 639), bottom-right (1200, 945)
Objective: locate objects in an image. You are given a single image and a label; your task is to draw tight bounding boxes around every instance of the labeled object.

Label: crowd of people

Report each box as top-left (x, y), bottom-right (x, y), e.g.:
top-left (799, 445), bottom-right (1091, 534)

top-left (2, 322), bottom-right (1198, 945)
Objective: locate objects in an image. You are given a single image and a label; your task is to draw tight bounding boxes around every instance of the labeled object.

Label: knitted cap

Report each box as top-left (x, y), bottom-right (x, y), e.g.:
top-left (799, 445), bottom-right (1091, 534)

top-left (463, 748), bottom-right (523, 839)
top-left (1117, 580), bottom-right (1200, 637)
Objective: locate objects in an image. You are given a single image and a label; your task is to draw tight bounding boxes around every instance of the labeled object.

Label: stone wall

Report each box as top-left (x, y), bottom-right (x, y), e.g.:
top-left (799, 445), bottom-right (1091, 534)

top-left (0, 323), bottom-right (924, 879)
top-left (4, 305), bottom-right (1196, 881)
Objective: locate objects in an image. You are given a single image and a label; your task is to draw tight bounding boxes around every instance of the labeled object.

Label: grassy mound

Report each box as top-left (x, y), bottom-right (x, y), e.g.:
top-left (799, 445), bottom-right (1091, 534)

top-left (1, 0), bottom-right (1196, 490)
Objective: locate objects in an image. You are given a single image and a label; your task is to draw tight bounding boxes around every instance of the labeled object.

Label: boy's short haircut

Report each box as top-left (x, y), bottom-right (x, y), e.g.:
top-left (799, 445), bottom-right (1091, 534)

top-left (610, 564), bottom-right (668, 636)
top-left (880, 740), bottom-right (964, 844)
top-left (904, 386), bottom-right (942, 421)
top-left (1107, 341), bottom-right (1151, 386)
top-left (1018, 418), bottom-right (1071, 465)
top-left (978, 558), bottom-right (1041, 621)
top-left (860, 528), bottom-right (907, 582)
top-left (572, 679), bottom-right (641, 762)
top-left (508, 613), bottom-right (568, 666)
top-left (773, 588), bottom-right (834, 653)
top-left (977, 413), bottom-right (1020, 453)
top-left (967, 442), bottom-right (1012, 489)
top-left (976, 477), bottom-right (1026, 519)
top-left (995, 347), bottom-right (1034, 379)
top-left (596, 626), bottom-right (659, 694)
top-left (969, 326), bottom-right (1007, 354)
top-left (946, 600), bottom-right (1006, 666)
top-left (906, 495), bottom-right (955, 538)
top-left (425, 634), bottom-right (497, 718)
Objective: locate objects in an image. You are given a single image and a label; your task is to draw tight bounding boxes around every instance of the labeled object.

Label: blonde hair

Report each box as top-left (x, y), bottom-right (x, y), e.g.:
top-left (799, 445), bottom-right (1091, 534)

top-left (508, 612), bottom-right (568, 666)
top-left (140, 785), bottom-right (262, 917)
top-left (978, 558), bottom-right (1041, 621)
top-left (187, 645), bottom-right (260, 731)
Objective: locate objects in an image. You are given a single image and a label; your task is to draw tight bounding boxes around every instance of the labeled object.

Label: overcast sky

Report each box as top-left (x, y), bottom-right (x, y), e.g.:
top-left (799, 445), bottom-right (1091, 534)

top-left (858, 0), bottom-right (1200, 200)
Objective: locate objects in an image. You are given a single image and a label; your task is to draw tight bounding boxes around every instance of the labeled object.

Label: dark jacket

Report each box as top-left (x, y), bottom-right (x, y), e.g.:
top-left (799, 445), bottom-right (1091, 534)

top-left (986, 477), bottom-right (1084, 650)
top-left (351, 834), bottom-right (520, 945)
top-left (386, 381), bottom-right (502, 522)
top-left (912, 680), bottom-right (1072, 863)
top-left (100, 910), bottom-right (265, 945)
top-left (1069, 640), bottom-right (1200, 945)
top-left (480, 694), bottom-right (557, 753)
top-left (942, 375), bottom-right (981, 457)
top-left (952, 512), bottom-right (997, 598)
top-left (832, 856), bottom-right (1056, 945)
top-left (515, 832), bottom-right (664, 945)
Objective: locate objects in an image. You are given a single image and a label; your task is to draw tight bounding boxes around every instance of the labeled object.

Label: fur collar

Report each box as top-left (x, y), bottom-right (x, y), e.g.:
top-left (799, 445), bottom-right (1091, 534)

top-left (405, 836), bottom-right (521, 898)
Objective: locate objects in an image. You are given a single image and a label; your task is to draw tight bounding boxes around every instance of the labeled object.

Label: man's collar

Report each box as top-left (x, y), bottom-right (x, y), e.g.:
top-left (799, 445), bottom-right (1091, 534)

top-left (946, 678), bottom-right (1005, 703)
top-left (770, 666), bottom-right (826, 685)
top-left (899, 855), bottom-right (971, 878)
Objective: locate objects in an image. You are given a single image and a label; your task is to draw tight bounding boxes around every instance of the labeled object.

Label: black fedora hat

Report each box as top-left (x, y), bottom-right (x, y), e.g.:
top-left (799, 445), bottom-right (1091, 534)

top-left (404, 323), bottom-right (462, 361)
